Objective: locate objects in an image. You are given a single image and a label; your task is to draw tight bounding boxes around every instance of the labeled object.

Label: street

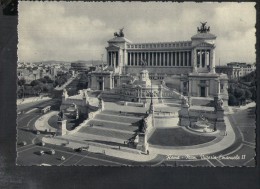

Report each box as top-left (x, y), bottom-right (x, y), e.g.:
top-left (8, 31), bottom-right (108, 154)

top-left (16, 99), bottom-right (256, 166)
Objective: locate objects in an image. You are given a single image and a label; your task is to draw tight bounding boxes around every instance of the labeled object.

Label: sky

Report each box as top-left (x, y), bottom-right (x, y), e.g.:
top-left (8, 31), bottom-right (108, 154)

top-left (18, 2), bottom-right (256, 65)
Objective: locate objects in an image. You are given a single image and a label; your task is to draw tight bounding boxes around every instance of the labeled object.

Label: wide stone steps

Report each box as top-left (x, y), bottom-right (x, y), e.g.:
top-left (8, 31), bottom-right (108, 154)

top-left (87, 119), bottom-right (139, 132)
top-left (79, 126), bottom-right (135, 140)
top-left (95, 113), bottom-right (141, 124)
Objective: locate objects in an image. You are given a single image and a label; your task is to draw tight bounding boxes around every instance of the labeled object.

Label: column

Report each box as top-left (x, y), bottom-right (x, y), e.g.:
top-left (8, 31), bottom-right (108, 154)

top-left (110, 52), bottom-right (112, 67)
top-left (133, 53), bottom-right (135, 66)
top-left (178, 52), bottom-right (181, 66)
top-left (171, 52), bottom-right (173, 66)
top-left (186, 51), bottom-right (189, 67)
top-left (150, 53), bottom-right (152, 66)
top-left (210, 49), bottom-right (215, 73)
top-left (183, 51), bottom-right (185, 66)
top-left (155, 53), bottom-right (158, 66)
top-left (129, 53), bottom-right (132, 66)
top-left (148, 52), bottom-right (151, 66)
top-left (205, 50), bottom-right (208, 68)
top-left (162, 52), bottom-right (165, 66)
top-left (199, 50), bottom-right (202, 68)
top-left (192, 49), bottom-right (197, 72)
top-left (107, 52), bottom-right (110, 66)
top-left (158, 52), bottom-right (161, 66)
top-left (174, 52), bottom-right (177, 66)
top-left (167, 52), bottom-right (169, 66)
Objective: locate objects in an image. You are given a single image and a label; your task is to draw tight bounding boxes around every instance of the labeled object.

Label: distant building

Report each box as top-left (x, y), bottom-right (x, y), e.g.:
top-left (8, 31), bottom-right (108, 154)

top-left (216, 62), bottom-right (256, 79)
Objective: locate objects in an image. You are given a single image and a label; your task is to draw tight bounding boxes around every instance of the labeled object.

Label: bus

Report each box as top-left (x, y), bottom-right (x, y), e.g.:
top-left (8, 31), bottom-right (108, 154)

top-left (41, 106), bottom-right (51, 114)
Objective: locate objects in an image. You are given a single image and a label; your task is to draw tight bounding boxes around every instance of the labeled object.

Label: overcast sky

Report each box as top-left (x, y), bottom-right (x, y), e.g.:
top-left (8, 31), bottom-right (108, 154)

top-left (18, 2), bottom-right (256, 65)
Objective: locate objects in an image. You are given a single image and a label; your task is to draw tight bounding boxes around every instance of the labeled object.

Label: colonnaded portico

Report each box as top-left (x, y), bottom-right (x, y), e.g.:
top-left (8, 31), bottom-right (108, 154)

top-left (88, 22), bottom-right (228, 102)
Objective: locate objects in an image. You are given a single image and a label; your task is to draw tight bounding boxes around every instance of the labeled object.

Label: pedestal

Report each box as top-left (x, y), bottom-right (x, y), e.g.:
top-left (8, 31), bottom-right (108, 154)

top-left (179, 106), bottom-right (190, 127)
top-left (56, 120), bottom-right (67, 136)
top-left (136, 133), bottom-right (148, 153)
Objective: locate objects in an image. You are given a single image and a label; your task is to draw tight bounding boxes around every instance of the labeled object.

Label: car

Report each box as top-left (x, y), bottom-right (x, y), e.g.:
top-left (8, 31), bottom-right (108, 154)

top-left (39, 142), bottom-right (45, 146)
top-left (35, 130), bottom-right (40, 135)
top-left (38, 150), bottom-right (44, 156)
top-left (74, 147), bottom-right (83, 152)
top-left (47, 149), bottom-right (55, 155)
top-left (19, 141), bottom-right (27, 146)
top-left (39, 163), bottom-right (51, 166)
top-left (60, 156), bottom-right (65, 160)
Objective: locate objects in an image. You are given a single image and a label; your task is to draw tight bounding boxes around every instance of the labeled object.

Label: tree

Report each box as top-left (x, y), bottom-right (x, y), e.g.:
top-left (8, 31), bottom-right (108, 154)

top-left (234, 88), bottom-right (245, 99)
top-left (38, 77), bottom-right (47, 84)
top-left (30, 80), bottom-right (41, 87)
top-left (18, 78), bottom-right (26, 86)
top-left (245, 89), bottom-right (252, 99)
top-left (32, 85), bottom-right (42, 96)
top-left (228, 94), bottom-right (237, 106)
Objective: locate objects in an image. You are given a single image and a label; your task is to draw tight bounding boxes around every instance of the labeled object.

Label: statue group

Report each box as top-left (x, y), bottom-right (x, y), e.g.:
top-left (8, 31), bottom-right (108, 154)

top-left (197, 22), bottom-right (210, 33)
top-left (114, 27), bottom-right (125, 37)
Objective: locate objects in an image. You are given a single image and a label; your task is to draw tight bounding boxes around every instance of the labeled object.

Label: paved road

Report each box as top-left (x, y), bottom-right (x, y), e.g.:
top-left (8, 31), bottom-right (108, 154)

top-left (17, 98), bottom-right (256, 166)
top-left (17, 99), bottom-right (161, 166)
top-left (157, 106), bottom-right (256, 167)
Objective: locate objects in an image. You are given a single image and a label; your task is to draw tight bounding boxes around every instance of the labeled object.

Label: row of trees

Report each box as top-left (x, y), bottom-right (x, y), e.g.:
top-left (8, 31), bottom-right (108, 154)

top-left (17, 72), bottom-right (72, 99)
top-left (228, 71), bottom-right (256, 106)
top-left (17, 76), bottom-right (55, 98)
top-left (54, 72), bottom-right (72, 87)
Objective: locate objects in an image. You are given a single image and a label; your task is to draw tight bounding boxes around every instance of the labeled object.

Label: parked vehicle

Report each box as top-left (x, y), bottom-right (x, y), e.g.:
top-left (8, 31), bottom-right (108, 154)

top-left (20, 141), bottom-right (27, 146)
top-left (47, 149), bottom-right (55, 155)
top-left (39, 151), bottom-right (44, 156)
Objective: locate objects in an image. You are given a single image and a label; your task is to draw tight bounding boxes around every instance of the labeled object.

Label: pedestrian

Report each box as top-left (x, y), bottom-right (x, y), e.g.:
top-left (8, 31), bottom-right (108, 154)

top-left (119, 146), bottom-right (121, 150)
top-left (147, 150), bottom-right (149, 155)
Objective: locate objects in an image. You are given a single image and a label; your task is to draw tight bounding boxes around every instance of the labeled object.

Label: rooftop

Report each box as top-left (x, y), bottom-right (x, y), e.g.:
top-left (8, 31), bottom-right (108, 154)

top-left (108, 37), bottom-right (132, 43)
top-left (191, 32), bottom-right (217, 40)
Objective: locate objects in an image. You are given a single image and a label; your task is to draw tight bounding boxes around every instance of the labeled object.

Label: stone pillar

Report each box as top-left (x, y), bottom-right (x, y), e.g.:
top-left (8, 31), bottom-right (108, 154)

top-left (158, 52), bottom-right (162, 66)
top-left (110, 52), bottom-right (112, 67)
top-left (205, 50), bottom-right (208, 68)
top-left (211, 49), bottom-right (216, 73)
top-left (136, 133), bottom-right (148, 153)
top-left (193, 49), bottom-right (197, 72)
top-left (155, 53), bottom-right (158, 66)
top-left (56, 120), bottom-right (67, 136)
top-left (214, 96), bottom-right (225, 135)
top-left (130, 52), bottom-right (132, 66)
top-left (187, 51), bottom-right (189, 67)
top-left (136, 52), bottom-right (139, 66)
top-left (148, 52), bottom-right (150, 66)
top-left (171, 52), bottom-right (173, 66)
top-left (151, 52), bottom-right (154, 66)
top-left (179, 98), bottom-right (190, 127)
top-left (102, 77), bottom-right (105, 91)
top-left (174, 52), bottom-right (177, 66)
top-left (199, 50), bottom-right (202, 68)
top-left (168, 52), bottom-right (170, 66)
top-left (183, 51), bottom-right (185, 66)
top-left (133, 52), bottom-right (137, 66)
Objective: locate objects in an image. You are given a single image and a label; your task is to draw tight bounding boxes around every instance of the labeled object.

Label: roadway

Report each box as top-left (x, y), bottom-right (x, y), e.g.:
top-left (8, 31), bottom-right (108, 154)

top-left (17, 99), bottom-right (154, 166)
top-left (159, 106), bottom-right (256, 167)
top-left (17, 98), bottom-right (256, 166)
